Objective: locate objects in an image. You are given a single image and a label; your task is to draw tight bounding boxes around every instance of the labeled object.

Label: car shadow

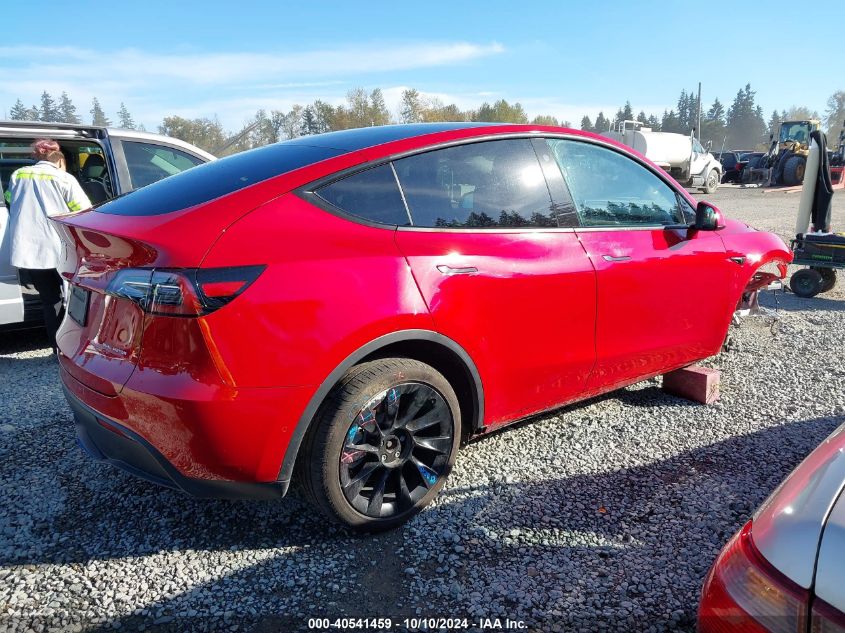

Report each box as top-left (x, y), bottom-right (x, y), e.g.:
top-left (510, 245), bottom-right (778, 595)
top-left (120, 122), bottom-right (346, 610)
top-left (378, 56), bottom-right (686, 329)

top-left (760, 287), bottom-right (845, 313)
top-left (2, 411), bottom-right (840, 632)
top-left (0, 327), bottom-right (50, 355)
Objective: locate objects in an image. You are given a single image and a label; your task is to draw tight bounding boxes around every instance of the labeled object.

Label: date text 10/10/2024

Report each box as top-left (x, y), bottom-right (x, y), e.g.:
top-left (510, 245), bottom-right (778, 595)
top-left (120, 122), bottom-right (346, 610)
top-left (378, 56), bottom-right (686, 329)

top-left (307, 618), bottom-right (528, 630)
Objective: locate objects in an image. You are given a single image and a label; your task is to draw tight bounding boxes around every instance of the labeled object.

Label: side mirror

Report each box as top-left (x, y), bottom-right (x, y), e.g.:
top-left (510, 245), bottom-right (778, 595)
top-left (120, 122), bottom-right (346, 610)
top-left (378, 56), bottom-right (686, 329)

top-left (694, 201), bottom-right (724, 230)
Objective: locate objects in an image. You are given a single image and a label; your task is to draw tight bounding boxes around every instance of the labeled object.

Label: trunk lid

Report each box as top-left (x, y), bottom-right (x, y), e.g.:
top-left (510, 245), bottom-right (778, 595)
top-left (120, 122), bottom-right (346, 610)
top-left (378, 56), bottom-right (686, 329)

top-left (53, 200), bottom-right (246, 395)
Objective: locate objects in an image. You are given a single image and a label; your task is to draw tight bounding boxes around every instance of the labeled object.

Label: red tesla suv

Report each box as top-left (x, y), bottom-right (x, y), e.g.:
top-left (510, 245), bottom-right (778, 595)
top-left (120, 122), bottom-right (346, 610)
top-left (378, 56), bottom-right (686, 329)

top-left (55, 123), bottom-right (790, 530)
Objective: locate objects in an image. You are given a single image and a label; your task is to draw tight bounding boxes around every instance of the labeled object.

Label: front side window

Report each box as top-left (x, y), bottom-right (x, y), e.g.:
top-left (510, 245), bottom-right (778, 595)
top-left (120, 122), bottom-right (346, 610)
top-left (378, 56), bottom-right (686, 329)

top-left (316, 164), bottom-right (409, 226)
top-left (123, 141), bottom-right (206, 189)
top-left (547, 139), bottom-right (684, 227)
top-left (393, 139), bottom-right (555, 228)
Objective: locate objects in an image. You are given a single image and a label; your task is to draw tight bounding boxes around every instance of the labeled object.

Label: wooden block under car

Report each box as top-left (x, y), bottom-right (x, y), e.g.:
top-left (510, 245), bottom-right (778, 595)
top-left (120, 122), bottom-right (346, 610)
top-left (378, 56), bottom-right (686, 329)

top-left (662, 366), bottom-right (720, 404)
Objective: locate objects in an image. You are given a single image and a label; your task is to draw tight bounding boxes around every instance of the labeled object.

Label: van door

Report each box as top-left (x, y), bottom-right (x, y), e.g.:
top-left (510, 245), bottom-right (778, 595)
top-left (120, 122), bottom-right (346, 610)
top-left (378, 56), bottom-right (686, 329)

top-left (0, 182), bottom-right (24, 325)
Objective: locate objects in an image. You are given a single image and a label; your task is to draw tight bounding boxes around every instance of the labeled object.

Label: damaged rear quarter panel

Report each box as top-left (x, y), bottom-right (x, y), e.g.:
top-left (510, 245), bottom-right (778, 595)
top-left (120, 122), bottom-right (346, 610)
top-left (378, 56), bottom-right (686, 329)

top-left (718, 218), bottom-right (792, 303)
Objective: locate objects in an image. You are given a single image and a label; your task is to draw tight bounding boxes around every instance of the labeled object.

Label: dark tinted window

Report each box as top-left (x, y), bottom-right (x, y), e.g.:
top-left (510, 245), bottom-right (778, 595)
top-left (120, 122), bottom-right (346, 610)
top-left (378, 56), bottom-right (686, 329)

top-left (394, 139), bottom-right (555, 228)
top-left (316, 164), bottom-right (409, 225)
top-left (123, 142), bottom-right (205, 189)
top-left (548, 139), bottom-right (684, 227)
top-left (98, 143), bottom-right (344, 216)
top-left (721, 154), bottom-right (738, 169)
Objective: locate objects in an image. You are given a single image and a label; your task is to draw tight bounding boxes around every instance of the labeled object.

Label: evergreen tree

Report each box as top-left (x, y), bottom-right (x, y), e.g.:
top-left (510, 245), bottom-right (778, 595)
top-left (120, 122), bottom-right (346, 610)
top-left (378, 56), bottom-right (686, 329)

top-left (580, 115), bottom-right (594, 132)
top-left (39, 91), bottom-right (60, 122)
top-left (300, 106), bottom-right (318, 136)
top-left (636, 111), bottom-right (649, 125)
top-left (646, 114), bottom-right (661, 131)
top-left (701, 98), bottom-right (726, 147)
top-left (117, 103), bottom-right (135, 129)
top-left (9, 99), bottom-right (28, 120)
top-left (594, 111), bottom-right (609, 132)
top-left (91, 98), bottom-right (111, 126)
top-left (400, 89), bottom-right (423, 124)
top-left (767, 110), bottom-right (781, 139)
top-left (613, 101), bottom-right (634, 127)
top-left (661, 109), bottom-right (681, 133)
top-left (27, 104), bottom-right (40, 120)
top-left (59, 92), bottom-right (80, 124)
top-left (368, 89), bottom-right (391, 126)
top-left (726, 84), bottom-right (766, 148)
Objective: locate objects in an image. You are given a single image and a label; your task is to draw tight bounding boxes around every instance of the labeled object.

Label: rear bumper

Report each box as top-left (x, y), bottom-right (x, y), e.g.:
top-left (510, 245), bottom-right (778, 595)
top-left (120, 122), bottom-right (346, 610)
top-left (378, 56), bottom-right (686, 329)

top-left (65, 382), bottom-right (289, 500)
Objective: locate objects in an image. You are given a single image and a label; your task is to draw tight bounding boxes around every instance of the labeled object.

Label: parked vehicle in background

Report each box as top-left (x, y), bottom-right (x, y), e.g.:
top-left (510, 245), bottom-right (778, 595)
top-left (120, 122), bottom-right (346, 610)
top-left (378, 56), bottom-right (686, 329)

top-left (699, 420), bottom-right (845, 631)
top-left (0, 122), bottom-right (214, 328)
top-left (602, 120), bottom-right (722, 193)
top-left (718, 151), bottom-right (744, 183)
top-left (54, 122), bottom-right (790, 530)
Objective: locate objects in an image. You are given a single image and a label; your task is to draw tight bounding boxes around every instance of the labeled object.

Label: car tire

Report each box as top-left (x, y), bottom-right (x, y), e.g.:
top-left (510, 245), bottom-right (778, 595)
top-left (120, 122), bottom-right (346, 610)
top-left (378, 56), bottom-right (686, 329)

top-left (703, 169), bottom-right (719, 194)
top-left (298, 358), bottom-right (461, 531)
top-left (790, 268), bottom-right (823, 298)
top-left (783, 155), bottom-right (806, 186)
top-left (816, 267), bottom-right (837, 293)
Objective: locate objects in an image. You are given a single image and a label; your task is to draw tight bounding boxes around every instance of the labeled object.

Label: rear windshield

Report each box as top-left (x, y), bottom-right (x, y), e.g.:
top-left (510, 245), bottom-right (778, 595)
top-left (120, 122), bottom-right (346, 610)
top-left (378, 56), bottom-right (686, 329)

top-left (97, 143), bottom-right (345, 216)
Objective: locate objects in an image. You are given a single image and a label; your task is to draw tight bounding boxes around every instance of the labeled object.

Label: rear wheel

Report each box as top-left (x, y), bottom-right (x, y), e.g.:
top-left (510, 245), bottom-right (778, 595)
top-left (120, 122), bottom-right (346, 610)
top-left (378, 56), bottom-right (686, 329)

top-left (790, 268), bottom-right (823, 298)
top-left (299, 358), bottom-right (461, 531)
top-left (783, 155), bottom-right (806, 186)
top-left (816, 267), bottom-right (837, 293)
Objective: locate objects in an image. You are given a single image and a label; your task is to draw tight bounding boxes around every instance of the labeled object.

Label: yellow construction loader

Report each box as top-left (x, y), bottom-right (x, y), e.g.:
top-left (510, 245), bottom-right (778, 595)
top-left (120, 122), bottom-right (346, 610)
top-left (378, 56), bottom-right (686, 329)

top-left (764, 119), bottom-right (821, 186)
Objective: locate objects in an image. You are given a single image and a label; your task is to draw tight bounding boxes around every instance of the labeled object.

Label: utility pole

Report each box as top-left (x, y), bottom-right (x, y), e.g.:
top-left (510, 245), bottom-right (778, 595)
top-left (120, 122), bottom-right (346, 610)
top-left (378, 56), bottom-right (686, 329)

top-left (697, 82), bottom-right (702, 140)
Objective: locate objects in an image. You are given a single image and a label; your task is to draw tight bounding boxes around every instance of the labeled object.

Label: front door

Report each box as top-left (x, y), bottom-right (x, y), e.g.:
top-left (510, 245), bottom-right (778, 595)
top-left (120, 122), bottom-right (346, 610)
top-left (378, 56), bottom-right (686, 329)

top-left (393, 138), bottom-right (597, 426)
top-left (546, 138), bottom-right (738, 392)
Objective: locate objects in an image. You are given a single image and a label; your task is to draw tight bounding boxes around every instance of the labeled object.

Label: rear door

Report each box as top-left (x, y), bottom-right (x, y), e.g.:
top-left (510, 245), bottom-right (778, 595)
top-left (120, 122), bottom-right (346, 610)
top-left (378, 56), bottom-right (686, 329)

top-left (393, 138), bottom-right (596, 426)
top-left (546, 138), bottom-right (737, 391)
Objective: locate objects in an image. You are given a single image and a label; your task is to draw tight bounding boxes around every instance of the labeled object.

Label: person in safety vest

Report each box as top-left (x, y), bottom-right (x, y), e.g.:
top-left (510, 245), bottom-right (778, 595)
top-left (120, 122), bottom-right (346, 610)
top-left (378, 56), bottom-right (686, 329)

top-left (4, 139), bottom-right (91, 352)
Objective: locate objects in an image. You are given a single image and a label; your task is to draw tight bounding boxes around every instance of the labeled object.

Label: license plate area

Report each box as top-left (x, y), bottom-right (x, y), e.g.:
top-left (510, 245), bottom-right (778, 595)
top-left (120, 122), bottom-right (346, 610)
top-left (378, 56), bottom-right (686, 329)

top-left (68, 286), bottom-right (90, 326)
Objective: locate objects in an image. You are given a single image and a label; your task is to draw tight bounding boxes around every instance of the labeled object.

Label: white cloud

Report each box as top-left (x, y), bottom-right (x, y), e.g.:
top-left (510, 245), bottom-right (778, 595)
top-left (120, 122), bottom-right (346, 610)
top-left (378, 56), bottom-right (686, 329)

top-left (0, 42), bottom-right (504, 88)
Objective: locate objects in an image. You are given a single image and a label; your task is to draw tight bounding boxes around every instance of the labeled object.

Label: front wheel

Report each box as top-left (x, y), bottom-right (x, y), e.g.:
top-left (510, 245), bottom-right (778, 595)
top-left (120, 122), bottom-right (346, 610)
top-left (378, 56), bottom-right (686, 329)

top-left (299, 358), bottom-right (461, 531)
top-left (790, 268), bottom-right (823, 298)
top-left (783, 155), bottom-right (806, 186)
top-left (702, 169), bottom-right (719, 194)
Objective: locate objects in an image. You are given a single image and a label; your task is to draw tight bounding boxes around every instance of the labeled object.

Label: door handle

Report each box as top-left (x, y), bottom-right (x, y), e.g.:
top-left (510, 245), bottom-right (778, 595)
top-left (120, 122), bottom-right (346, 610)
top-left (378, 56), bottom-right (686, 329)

top-left (602, 255), bottom-right (631, 262)
top-left (436, 264), bottom-right (478, 275)
top-left (729, 256), bottom-right (746, 265)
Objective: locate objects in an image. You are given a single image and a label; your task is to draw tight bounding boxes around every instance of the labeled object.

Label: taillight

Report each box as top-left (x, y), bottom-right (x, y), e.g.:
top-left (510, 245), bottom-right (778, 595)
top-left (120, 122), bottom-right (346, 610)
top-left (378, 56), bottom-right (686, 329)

top-left (106, 266), bottom-right (264, 316)
top-left (698, 521), bottom-right (808, 632)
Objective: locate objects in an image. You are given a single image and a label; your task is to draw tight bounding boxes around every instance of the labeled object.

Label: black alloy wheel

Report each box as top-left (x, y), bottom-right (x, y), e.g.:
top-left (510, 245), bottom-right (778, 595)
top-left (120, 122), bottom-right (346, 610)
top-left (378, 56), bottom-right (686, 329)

top-left (340, 382), bottom-right (453, 519)
top-left (299, 358), bottom-right (461, 531)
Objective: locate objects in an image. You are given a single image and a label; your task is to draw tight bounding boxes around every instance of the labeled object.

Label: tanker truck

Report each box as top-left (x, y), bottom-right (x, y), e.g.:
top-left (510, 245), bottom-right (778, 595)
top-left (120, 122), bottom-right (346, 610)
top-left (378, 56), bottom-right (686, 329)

top-left (602, 120), bottom-right (722, 194)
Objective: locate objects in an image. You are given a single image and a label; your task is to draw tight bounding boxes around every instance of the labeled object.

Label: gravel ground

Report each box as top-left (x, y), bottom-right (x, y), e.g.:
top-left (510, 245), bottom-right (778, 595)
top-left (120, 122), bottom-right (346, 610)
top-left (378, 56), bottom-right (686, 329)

top-left (1, 186), bottom-right (844, 632)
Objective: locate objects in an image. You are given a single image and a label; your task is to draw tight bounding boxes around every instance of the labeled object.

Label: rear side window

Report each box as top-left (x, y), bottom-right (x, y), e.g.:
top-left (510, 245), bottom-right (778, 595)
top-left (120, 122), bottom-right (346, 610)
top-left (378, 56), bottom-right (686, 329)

top-left (98, 143), bottom-right (344, 216)
top-left (123, 141), bottom-right (205, 189)
top-left (316, 164), bottom-right (410, 225)
top-left (393, 139), bottom-right (555, 228)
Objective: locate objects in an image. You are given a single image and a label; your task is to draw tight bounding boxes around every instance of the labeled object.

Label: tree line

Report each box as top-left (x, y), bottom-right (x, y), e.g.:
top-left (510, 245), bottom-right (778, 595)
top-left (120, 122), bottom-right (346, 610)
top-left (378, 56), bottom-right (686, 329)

top-left (5, 86), bottom-right (845, 157)
top-left (7, 91), bottom-right (141, 131)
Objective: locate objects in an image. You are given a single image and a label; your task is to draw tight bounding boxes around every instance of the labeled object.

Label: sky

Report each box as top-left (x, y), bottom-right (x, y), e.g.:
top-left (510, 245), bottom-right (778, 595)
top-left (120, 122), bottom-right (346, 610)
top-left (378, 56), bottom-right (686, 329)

top-left (0, 0), bottom-right (841, 132)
